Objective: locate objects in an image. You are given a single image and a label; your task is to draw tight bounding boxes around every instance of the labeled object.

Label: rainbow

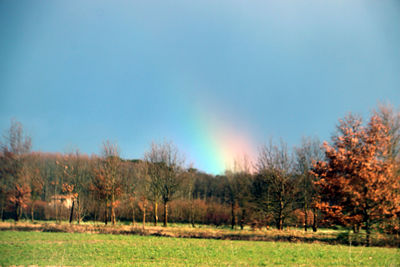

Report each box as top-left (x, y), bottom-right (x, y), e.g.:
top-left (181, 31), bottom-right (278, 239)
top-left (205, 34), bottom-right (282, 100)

top-left (183, 99), bottom-right (257, 175)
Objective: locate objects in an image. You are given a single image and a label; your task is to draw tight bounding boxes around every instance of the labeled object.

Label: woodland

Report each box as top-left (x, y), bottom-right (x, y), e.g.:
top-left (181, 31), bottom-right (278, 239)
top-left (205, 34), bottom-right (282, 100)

top-left (1, 104), bottom-right (399, 247)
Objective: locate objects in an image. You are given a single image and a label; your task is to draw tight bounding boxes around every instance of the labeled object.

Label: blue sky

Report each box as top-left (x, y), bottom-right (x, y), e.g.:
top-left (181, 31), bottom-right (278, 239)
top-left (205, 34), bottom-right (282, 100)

top-left (1, 0), bottom-right (399, 174)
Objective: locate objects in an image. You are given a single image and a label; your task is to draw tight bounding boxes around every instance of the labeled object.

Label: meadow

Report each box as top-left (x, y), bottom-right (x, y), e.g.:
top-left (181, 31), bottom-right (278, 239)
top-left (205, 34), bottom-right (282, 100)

top-left (0, 220), bottom-right (399, 247)
top-left (0, 229), bottom-right (399, 266)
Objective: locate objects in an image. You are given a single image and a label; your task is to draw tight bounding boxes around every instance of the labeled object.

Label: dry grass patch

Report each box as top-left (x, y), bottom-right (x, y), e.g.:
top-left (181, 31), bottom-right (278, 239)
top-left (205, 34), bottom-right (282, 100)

top-left (0, 221), bottom-right (398, 247)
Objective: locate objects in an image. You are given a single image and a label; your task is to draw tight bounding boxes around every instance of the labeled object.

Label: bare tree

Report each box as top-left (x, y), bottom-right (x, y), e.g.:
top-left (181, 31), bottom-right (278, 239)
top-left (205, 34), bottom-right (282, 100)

top-left (256, 139), bottom-right (296, 230)
top-left (26, 155), bottom-right (43, 222)
top-left (2, 119), bottom-right (32, 155)
top-left (186, 166), bottom-right (197, 228)
top-left (294, 136), bottom-right (324, 232)
top-left (59, 150), bottom-right (91, 224)
top-left (144, 141), bottom-right (185, 227)
top-left (374, 103), bottom-right (400, 164)
top-left (133, 161), bottom-right (150, 229)
top-left (224, 155), bottom-right (253, 230)
top-left (92, 141), bottom-right (123, 225)
top-left (121, 159), bottom-right (142, 226)
top-left (144, 144), bottom-right (163, 226)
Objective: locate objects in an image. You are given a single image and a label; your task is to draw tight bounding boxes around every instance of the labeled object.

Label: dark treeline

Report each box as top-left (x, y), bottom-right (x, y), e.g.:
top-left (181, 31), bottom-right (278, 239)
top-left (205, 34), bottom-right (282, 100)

top-left (1, 104), bottom-right (399, 246)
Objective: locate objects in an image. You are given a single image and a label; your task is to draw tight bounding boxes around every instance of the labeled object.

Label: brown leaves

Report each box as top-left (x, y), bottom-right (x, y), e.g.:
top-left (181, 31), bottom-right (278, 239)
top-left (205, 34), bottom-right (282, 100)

top-left (62, 183), bottom-right (74, 194)
top-left (8, 183), bottom-right (31, 208)
top-left (312, 113), bottom-right (400, 227)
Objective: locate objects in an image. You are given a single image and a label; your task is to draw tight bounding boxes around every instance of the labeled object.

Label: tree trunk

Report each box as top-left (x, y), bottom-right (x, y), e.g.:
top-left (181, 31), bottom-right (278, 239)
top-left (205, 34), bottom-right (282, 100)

top-left (142, 205), bottom-right (146, 229)
top-left (231, 201), bottom-right (236, 230)
top-left (154, 201), bottom-right (158, 226)
top-left (163, 201), bottom-right (168, 227)
top-left (276, 203), bottom-right (283, 230)
top-left (304, 203), bottom-right (308, 232)
top-left (54, 183), bottom-right (59, 223)
top-left (55, 200), bottom-right (58, 223)
top-left (240, 209), bottom-right (246, 230)
top-left (19, 205), bottom-right (23, 221)
top-left (93, 196), bottom-right (98, 223)
top-left (104, 200), bottom-right (108, 225)
top-left (69, 199), bottom-right (75, 224)
top-left (94, 197), bottom-right (98, 223)
top-left (16, 204), bottom-right (23, 221)
top-left (353, 224), bottom-right (360, 233)
top-left (111, 194), bottom-right (116, 225)
top-left (132, 207), bottom-right (136, 226)
top-left (190, 199), bottom-right (195, 228)
top-left (1, 197), bottom-right (5, 222)
top-left (312, 208), bottom-right (318, 232)
top-left (77, 198), bottom-right (81, 224)
top-left (366, 218), bottom-right (371, 247)
top-left (276, 216), bottom-right (283, 230)
top-left (15, 203), bottom-right (20, 222)
top-left (111, 206), bottom-right (115, 225)
top-left (303, 177), bottom-right (308, 232)
top-left (31, 200), bottom-right (35, 222)
top-left (1, 200), bottom-right (4, 221)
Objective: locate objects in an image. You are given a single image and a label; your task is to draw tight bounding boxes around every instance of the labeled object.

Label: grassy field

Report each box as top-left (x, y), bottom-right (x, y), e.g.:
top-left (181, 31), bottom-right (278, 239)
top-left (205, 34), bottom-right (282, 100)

top-left (1, 220), bottom-right (399, 248)
top-left (0, 231), bottom-right (399, 266)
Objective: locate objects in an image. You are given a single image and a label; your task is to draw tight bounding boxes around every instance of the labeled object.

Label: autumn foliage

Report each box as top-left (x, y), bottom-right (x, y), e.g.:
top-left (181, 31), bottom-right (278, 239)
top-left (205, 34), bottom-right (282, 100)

top-left (312, 114), bottom-right (400, 245)
top-left (1, 107), bottom-right (400, 247)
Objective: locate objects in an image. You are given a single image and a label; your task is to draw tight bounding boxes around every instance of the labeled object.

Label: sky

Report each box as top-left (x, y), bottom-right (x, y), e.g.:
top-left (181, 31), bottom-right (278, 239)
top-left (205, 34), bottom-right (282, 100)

top-left (1, 0), bottom-right (399, 175)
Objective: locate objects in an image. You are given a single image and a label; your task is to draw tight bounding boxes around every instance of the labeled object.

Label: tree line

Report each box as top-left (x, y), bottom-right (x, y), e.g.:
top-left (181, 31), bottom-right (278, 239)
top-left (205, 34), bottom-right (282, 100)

top-left (1, 104), bottom-right (399, 246)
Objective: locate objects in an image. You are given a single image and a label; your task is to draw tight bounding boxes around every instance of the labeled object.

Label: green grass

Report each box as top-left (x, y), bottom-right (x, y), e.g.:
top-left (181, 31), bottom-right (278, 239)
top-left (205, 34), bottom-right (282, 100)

top-left (0, 231), bottom-right (399, 266)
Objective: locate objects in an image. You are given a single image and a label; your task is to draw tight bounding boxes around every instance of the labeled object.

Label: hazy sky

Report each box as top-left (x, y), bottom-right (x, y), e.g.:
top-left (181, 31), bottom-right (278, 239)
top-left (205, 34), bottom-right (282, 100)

top-left (1, 0), bottom-right (399, 174)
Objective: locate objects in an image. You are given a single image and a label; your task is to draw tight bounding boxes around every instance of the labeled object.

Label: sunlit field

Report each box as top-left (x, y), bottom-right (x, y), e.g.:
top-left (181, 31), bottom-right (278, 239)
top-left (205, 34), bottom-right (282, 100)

top-left (0, 231), bottom-right (399, 266)
top-left (1, 220), bottom-right (398, 248)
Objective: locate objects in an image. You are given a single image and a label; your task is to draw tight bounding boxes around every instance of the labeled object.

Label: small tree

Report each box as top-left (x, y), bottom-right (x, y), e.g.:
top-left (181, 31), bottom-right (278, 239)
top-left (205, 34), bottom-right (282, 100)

top-left (134, 161), bottom-right (151, 229)
top-left (63, 151), bottom-right (91, 224)
top-left (91, 141), bottom-right (123, 225)
top-left (144, 141), bottom-right (185, 227)
top-left (122, 160), bottom-right (143, 226)
top-left (62, 182), bottom-right (77, 223)
top-left (185, 166), bottom-right (197, 228)
top-left (294, 137), bottom-right (324, 232)
top-left (256, 139), bottom-right (296, 230)
top-left (224, 156), bottom-right (252, 230)
top-left (144, 146), bottom-right (163, 226)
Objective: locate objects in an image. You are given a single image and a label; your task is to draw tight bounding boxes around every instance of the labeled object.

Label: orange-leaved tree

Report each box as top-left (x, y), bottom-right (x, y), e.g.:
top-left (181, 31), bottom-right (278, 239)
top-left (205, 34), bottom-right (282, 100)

top-left (312, 113), bottom-right (400, 246)
top-left (374, 104), bottom-right (400, 234)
